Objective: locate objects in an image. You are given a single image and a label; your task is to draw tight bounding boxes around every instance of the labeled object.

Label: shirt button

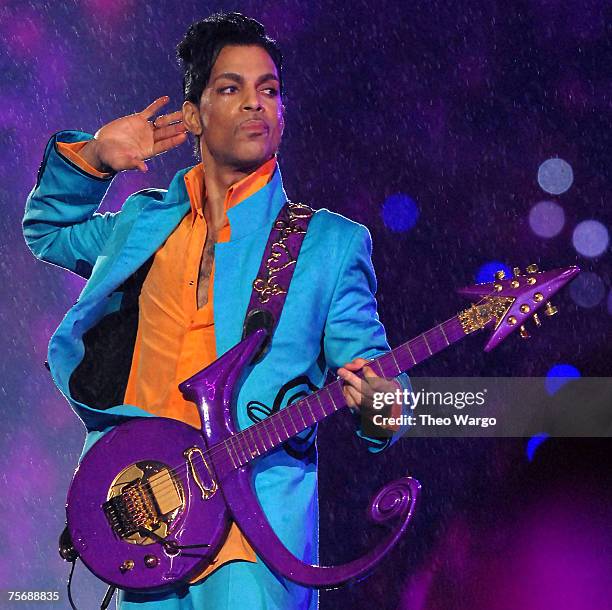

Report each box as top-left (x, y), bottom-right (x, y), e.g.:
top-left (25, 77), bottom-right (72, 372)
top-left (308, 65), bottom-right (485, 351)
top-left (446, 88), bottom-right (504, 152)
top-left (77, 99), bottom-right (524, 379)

top-left (189, 280), bottom-right (194, 286)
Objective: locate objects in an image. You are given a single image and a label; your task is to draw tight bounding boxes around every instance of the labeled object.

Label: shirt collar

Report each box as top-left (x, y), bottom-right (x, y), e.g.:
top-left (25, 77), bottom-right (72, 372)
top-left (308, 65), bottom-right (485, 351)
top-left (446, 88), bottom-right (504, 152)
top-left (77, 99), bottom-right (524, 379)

top-left (183, 156), bottom-right (278, 225)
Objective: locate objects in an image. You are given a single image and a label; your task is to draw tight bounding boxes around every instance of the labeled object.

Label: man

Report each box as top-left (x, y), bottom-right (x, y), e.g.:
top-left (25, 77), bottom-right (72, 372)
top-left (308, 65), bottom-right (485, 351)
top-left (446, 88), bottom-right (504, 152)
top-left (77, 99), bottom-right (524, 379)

top-left (23, 12), bottom-right (408, 610)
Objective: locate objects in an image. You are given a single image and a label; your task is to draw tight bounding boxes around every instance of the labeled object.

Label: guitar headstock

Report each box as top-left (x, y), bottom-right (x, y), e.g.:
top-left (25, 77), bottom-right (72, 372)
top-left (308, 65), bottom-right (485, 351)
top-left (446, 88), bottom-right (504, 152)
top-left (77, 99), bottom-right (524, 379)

top-left (456, 264), bottom-right (580, 351)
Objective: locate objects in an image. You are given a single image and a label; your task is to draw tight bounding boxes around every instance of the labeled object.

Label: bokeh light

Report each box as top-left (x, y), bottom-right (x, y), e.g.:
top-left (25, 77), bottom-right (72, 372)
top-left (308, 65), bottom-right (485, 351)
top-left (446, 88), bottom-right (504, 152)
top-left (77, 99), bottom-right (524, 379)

top-left (381, 193), bottom-right (419, 232)
top-left (572, 220), bottom-right (609, 258)
top-left (545, 363), bottom-right (581, 395)
top-left (526, 433), bottom-right (550, 462)
top-left (528, 200), bottom-right (565, 238)
top-left (569, 271), bottom-right (606, 308)
top-left (537, 158), bottom-right (574, 195)
top-left (475, 261), bottom-right (512, 284)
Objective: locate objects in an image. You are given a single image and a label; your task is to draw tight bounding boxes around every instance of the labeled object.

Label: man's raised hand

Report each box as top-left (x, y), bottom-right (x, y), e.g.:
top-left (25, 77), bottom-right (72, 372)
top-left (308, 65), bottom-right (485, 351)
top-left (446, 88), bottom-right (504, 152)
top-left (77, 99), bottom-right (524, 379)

top-left (79, 96), bottom-right (189, 174)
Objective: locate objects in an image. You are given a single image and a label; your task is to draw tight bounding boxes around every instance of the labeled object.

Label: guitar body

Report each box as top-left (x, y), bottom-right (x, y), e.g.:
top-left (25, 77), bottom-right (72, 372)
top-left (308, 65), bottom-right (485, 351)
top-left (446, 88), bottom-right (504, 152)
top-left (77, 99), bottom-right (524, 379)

top-left (66, 417), bottom-right (230, 590)
top-left (66, 327), bottom-right (420, 592)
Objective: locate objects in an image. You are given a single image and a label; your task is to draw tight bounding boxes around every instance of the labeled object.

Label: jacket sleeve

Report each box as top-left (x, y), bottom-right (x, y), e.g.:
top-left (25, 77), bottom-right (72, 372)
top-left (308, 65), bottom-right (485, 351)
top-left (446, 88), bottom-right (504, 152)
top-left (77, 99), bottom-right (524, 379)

top-left (22, 130), bottom-right (120, 279)
top-left (323, 223), bottom-right (411, 453)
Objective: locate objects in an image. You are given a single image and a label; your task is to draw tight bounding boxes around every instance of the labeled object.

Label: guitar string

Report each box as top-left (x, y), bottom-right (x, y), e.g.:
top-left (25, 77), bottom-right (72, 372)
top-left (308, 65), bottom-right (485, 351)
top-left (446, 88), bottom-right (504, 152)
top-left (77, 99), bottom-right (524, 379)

top-left (128, 312), bottom-right (468, 506)
top-left (110, 287), bottom-right (500, 508)
top-left (118, 310), bottom-right (470, 508)
top-left (128, 308), bottom-right (476, 509)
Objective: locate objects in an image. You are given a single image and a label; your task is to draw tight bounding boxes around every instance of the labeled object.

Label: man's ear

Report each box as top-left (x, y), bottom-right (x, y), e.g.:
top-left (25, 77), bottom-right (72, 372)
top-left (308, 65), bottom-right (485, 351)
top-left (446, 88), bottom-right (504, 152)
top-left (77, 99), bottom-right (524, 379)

top-left (182, 100), bottom-right (202, 136)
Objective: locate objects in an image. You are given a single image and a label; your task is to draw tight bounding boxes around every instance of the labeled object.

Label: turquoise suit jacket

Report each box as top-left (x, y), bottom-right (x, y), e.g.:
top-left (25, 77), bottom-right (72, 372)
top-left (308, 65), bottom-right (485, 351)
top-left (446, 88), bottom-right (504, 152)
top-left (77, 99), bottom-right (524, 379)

top-left (23, 130), bottom-right (410, 609)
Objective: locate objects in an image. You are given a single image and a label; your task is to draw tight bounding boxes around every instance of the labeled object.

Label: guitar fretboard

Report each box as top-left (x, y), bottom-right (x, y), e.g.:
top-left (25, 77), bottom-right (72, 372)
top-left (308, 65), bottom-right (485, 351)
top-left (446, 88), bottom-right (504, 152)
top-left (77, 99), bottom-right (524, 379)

top-left (221, 316), bottom-right (467, 470)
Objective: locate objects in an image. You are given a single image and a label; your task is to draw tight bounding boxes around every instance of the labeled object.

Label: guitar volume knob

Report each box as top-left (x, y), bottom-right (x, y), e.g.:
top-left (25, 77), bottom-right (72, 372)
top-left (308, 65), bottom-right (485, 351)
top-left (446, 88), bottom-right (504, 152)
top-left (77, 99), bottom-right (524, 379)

top-left (144, 554), bottom-right (160, 568)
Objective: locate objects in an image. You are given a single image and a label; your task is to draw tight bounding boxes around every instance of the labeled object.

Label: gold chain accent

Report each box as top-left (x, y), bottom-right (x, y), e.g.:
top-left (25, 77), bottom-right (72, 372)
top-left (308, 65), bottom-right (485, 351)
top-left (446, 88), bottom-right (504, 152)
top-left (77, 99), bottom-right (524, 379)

top-left (252, 202), bottom-right (314, 304)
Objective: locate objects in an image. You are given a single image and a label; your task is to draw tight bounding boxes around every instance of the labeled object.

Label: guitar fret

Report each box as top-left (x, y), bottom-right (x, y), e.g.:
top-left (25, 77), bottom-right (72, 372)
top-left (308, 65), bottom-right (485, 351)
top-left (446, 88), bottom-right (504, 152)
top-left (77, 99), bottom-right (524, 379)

top-left (297, 403), bottom-right (308, 428)
top-left (261, 420), bottom-right (273, 449)
top-left (407, 343), bottom-right (416, 364)
top-left (285, 407), bottom-right (299, 435)
top-left (235, 433), bottom-right (248, 464)
top-left (226, 437), bottom-right (238, 469)
top-left (270, 418), bottom-right (284, 444)
top-left (279, 411), bottom-right (290, 439)
top-left (248, 427), bottom-right (260, 458)
top-left (315, 393), bottom-right (327, 417)
top-left (439, 323), bottom-right (450, 345)
top-left (423, 333), bottom-right (433, 356)
top-left (371, 360), bottom-right (383, 377)
top-left (254, 423), bottom-right (267, 452)
top-left (305, 397), bottom-right (316, 422)
top-left (263, 419), bottom-right (274, 449)
top-left (325, 387), bottom-right (337, 412)
top-left (390, 350), bottom-right (401, 375)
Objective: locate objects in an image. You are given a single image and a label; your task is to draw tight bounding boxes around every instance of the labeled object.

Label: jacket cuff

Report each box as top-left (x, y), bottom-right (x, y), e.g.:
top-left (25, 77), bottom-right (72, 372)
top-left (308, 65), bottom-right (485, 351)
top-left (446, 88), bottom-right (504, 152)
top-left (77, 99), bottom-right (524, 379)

top-left (354, 371), bottom-right (411, 454)
top-left (35, 130), bottom-right (115, 197)
top-left (56, 140), bottom-right (113, 178)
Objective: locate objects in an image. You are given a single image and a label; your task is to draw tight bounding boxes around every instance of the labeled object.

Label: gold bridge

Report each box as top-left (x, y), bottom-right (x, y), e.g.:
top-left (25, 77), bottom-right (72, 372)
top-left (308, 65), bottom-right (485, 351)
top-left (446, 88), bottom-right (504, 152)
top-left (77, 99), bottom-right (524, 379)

top-left (104, 461), bottom-right (184, 546)
top-left (184, 447), bottom-right (218, 500)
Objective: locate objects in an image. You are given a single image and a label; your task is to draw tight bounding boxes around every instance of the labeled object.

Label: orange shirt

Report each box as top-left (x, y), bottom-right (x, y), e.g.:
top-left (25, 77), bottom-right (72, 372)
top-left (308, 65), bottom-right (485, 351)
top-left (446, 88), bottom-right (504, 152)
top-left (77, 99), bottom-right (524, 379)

top-left (57, 140), bottom-right (277, 581)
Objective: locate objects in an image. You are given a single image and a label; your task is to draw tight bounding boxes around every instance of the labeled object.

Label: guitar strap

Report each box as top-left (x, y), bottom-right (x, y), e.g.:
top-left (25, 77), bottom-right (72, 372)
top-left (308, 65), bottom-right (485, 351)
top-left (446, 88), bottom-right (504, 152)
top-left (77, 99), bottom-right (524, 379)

top-left (241, 201), bottom-right (315, 362)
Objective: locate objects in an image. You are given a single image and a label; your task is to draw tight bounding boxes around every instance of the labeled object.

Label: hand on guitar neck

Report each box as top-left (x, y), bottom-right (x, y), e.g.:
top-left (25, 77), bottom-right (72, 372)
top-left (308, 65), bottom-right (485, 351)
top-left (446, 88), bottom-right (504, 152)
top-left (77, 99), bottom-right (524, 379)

top-left (338, 358), bottom-right (403, 432)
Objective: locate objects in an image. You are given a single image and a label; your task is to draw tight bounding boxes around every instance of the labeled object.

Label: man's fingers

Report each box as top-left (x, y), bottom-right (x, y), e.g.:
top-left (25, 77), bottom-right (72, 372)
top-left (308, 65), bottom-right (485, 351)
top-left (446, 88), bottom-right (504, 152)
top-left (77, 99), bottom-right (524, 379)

top-left (342, 384), bottom-right (359, 408)
top-left (337, 367), bottom-right (361, 386)
top-left (342, 358), bottom-right (370, 371)
top-left (338, 368), bottom-right (375, 400)
top-left (132, 158), bottom-right (148, 173)
top-left (141, 96), bottom-right (170, 120)
top-left (153, 122), bottom-right (188, 143)
top-left (152, 132), bottom-right (188, 156)
top-left (153, 110), bottom-right (183, 128)
top-left (363, 365), bottom-right (378, 379)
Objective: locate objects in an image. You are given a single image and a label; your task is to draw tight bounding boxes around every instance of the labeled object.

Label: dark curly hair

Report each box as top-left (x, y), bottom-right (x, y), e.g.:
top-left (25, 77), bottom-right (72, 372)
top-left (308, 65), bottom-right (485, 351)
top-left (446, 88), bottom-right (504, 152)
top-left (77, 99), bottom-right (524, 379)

top-left (176, 12), bottom-right (283, 105)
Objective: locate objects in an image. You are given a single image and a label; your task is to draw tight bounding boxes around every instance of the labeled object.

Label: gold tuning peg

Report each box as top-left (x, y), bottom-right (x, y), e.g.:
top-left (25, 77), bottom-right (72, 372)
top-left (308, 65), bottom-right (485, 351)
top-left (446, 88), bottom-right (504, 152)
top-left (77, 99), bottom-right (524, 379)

top-left (519, 325), bottom-right (530, 338)
top-left (544, 302), bottom-right (558, 316)
top-left (495, 270), bottom-right (505, 280)
top-left (526, 263), bottom-right (538, 274)
top-left (533, 313), bottom-right (541, 326)
top-left (513, 266), bottom-right (522, 276)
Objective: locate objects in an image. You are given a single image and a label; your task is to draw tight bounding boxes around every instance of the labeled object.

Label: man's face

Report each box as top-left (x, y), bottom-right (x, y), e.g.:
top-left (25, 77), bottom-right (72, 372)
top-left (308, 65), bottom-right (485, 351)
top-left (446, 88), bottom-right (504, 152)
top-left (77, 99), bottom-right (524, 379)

top-left (186, 44), bottom-right (284, 171)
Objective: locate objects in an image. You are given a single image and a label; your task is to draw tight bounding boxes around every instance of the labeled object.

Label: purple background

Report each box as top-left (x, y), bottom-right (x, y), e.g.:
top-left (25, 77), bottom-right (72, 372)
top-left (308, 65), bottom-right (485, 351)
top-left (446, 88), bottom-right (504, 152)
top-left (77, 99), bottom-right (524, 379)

top-left (1, 1), bottom-right (610, 608)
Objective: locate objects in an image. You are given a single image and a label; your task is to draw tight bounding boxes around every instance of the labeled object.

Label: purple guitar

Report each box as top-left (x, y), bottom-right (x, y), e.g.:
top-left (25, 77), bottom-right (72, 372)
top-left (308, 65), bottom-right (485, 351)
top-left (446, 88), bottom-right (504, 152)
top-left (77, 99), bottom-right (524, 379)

top-left (65, 264), bottom-right (579, 591)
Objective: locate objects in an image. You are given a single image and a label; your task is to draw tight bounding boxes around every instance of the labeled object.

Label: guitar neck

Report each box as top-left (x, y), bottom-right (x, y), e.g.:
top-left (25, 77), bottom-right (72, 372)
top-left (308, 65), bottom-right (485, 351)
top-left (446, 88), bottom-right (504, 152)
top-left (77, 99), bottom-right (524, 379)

top-left (224, 316), bottom-right (469, 469)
